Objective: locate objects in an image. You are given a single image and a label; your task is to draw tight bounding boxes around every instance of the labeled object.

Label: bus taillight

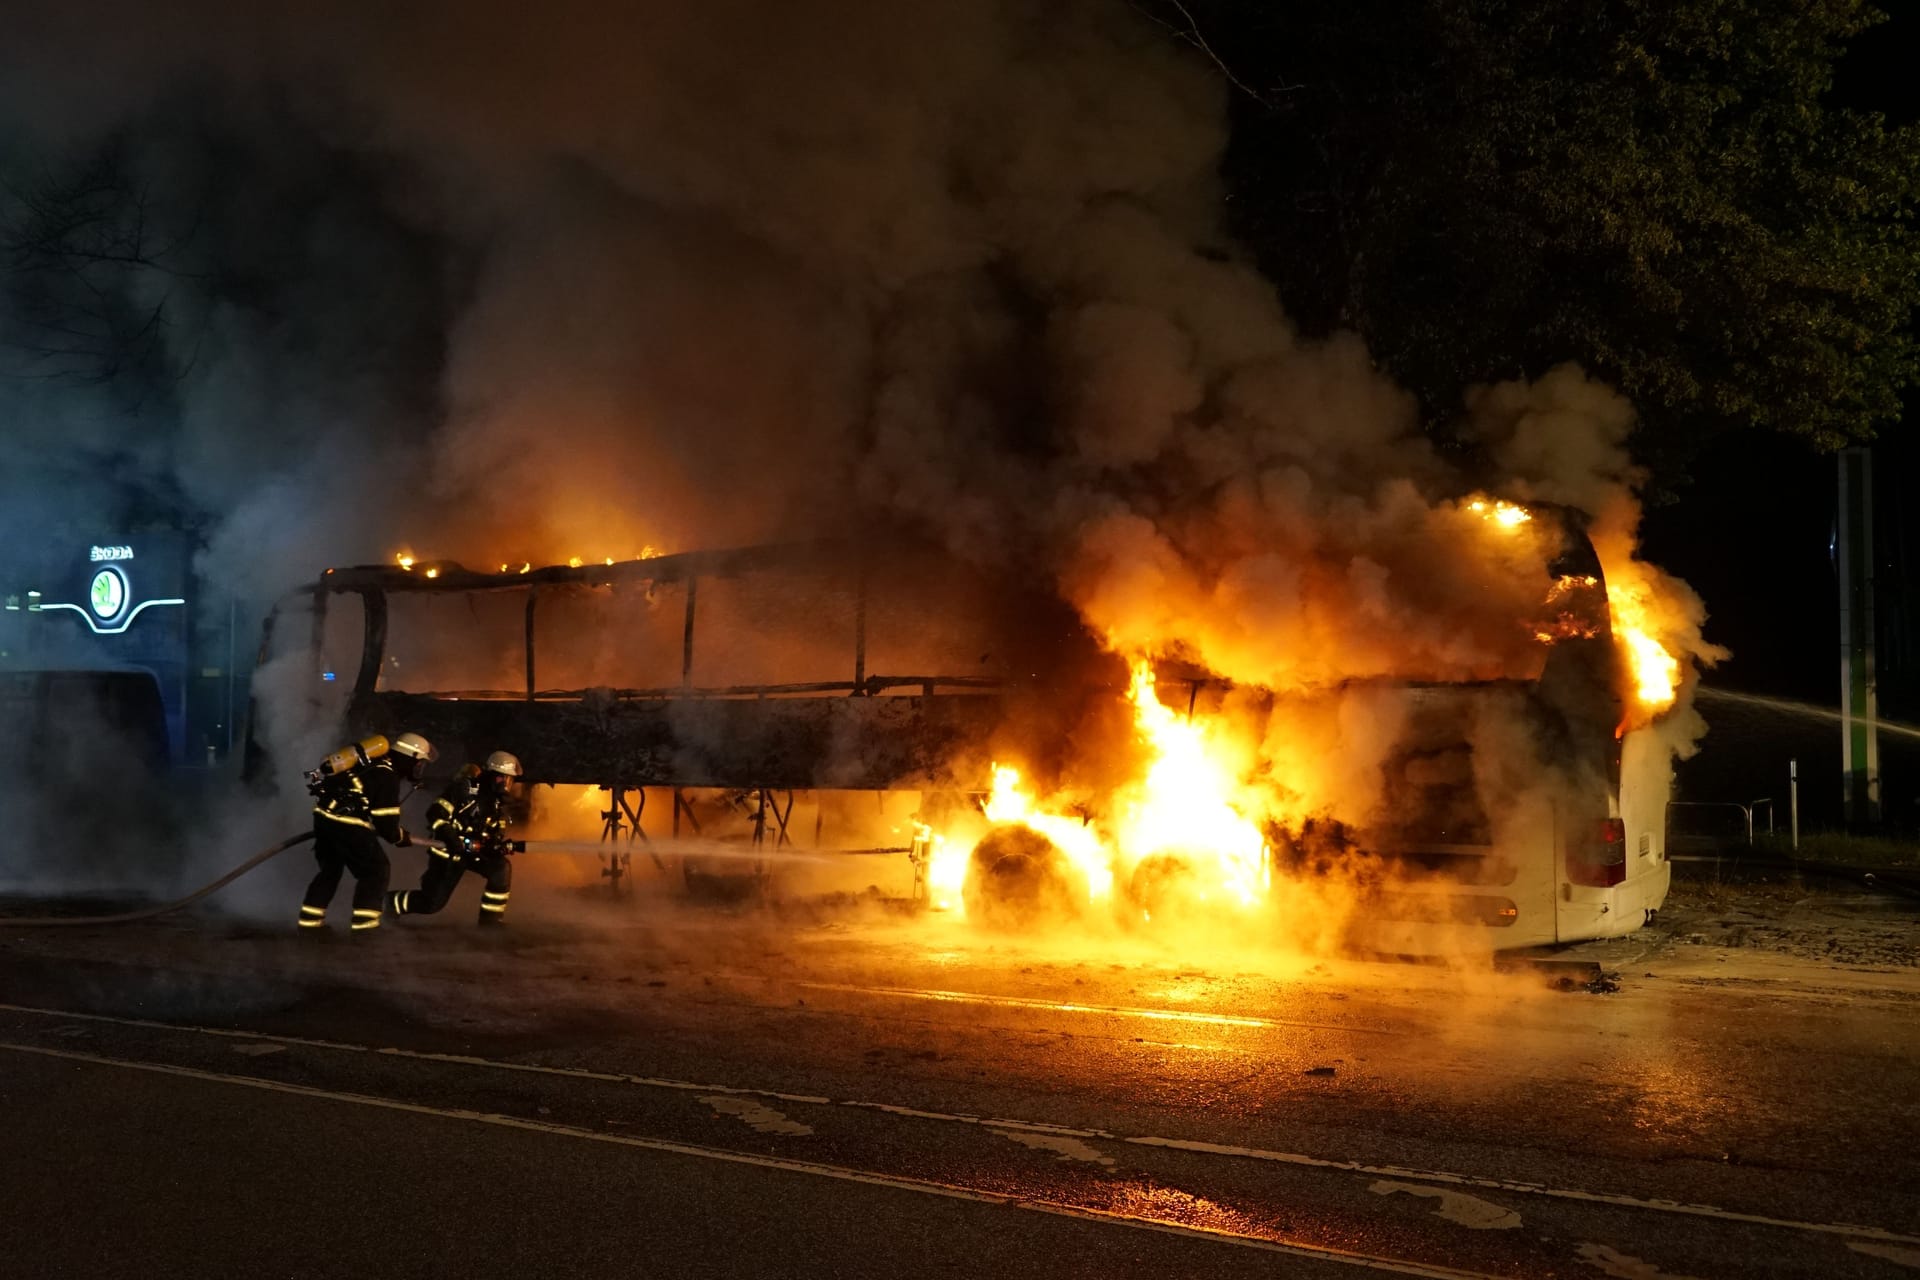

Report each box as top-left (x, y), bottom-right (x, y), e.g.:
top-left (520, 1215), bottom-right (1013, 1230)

top-left (1568, 818), bottom-right (1628, 888)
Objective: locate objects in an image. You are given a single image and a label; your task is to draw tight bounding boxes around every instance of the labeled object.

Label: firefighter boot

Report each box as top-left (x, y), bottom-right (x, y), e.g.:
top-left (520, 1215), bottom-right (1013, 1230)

top-left (478, 889), bottom-right (510, 926)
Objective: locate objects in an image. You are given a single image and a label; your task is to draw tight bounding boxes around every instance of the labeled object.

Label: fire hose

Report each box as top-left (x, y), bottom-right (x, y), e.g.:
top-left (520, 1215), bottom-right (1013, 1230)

top-left (0, 831), bottom-right (906, 929)
top-left (0, 833), bottom-right (533, 929)
top-left (0, 831), bottom-right (316, 928)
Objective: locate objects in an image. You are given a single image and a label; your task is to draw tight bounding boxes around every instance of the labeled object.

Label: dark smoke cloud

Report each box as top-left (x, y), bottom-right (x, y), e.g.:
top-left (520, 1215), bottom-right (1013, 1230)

top-left (1, 0), bottom-right (1714, 858)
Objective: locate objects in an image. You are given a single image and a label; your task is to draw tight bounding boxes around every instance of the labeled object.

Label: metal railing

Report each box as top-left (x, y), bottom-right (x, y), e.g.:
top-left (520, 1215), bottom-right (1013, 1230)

top-left (1666, 798), bottom-right (1775, 848)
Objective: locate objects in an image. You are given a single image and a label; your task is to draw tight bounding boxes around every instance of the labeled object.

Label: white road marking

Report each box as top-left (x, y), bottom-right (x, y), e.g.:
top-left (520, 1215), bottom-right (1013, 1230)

top-left (1368, 1181), bottom-right (1520, 1230)
top-left (1127, 1135), bottom-right (1920, 1247)
top-left (1574, 1242), bottom-right (1701, 1279)
top-left (1851, 1241), bottom-right (1920, 1270)
top-left (851, 1100), bottom-right (1097, 1137)
top-left (700, 1096), bottom-right (813, 1136)
top-left (999, 1130), bottom-right (1117, 1168)
top-left (0, 1002), bottom-right (829, 1105)
top-left (2, 1000), bottom-right (1914, 1249)
top-left (0, 1039), bottom-right (1506, 1280)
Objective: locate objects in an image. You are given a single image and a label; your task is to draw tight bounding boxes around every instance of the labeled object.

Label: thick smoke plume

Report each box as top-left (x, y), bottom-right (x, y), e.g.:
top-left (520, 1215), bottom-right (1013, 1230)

top-left (1, 0), bottom-right (1721, 937)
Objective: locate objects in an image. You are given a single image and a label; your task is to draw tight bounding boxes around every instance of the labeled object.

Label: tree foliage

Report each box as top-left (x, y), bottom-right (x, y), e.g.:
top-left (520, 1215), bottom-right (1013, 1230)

top-left (1146, 0), bottom-right (1920, 475)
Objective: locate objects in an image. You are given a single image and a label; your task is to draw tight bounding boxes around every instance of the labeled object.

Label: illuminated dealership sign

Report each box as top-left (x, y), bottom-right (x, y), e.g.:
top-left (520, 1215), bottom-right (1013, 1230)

top-left (35, 542), bottom-right (184, 636)
top-left (90, 566), bottom-right (128, 620)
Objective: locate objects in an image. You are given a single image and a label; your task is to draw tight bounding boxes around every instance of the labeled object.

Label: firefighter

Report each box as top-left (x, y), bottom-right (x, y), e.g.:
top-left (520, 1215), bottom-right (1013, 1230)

top-left (387, 749), bottom-right (523, 927)
top-left (298, 732), bottom-right (435, 934)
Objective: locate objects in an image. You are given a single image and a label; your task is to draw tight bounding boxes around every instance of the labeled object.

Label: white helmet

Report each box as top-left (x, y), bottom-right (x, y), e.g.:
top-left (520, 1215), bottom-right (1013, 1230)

top-left (483, 750), bottom-right (523, 778)
top-left (391, 732), bottom-right (437, 762)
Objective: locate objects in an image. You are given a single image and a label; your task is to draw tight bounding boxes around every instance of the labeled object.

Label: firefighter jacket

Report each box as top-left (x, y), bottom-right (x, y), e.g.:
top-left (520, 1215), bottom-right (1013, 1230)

top-left (312, 756), bottom-right (408, 844)
top-left (427, 766), bottom-right (512, 860)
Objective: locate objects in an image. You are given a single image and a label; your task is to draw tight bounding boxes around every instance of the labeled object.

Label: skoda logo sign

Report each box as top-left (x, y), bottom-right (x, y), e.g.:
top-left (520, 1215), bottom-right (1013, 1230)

top-left (89, 566), bottom-right (128, 621)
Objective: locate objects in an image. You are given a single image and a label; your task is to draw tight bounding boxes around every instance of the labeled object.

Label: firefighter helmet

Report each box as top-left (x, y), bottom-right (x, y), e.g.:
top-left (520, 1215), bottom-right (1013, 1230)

top-left (391, 733), bottom-right (437, 762)
top-left (483, 750), bottom-right (523, 779)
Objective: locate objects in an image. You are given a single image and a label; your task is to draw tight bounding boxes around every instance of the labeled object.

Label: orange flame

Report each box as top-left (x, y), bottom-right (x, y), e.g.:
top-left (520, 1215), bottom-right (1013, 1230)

top-left (1467, 497), bottom-right (1532, 529)
top-left (981, 764), bottom-right (1113, 901)
top-left (1113, 660), bottom-right (1268, 909)
top-left (928, 661), bottom-right (1270, 922)
top-left (1607, 575), bottom-right (1681, 718)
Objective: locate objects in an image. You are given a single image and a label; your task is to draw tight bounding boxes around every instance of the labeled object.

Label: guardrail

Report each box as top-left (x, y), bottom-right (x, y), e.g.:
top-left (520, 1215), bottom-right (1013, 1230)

top-left (1666, 798), bottom-right (1776, 848)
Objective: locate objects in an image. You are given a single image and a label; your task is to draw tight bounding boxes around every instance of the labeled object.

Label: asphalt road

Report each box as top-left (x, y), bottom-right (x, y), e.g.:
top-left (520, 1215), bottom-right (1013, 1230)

top-left (1, 892), bottom-right (1917, 1278)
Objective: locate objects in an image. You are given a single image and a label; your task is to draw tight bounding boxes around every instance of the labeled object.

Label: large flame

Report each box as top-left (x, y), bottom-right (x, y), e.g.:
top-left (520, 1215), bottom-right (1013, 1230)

top-left (927, 661), bottom-right (1270, 922)
top-left (982, 764), bottom-right (1114, 901)
top-left (1112, 660), bottom-right (1269, 909)
top-left (1605, 569), bottom-right (1683, 724)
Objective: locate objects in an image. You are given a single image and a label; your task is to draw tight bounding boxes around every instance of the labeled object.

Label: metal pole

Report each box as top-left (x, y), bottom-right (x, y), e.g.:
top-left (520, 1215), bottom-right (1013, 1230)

top-left (224, 597), bottom-right (236, 756)
top-left (524, 589), bottom-right (537, 702)
top-left (1790, 758), bottom-right (1799, 851)
top-left (682, 577), bottom-right (698, 689)
top-left (853, 563), bottom-right (866, 694)
top-left (1838, 447), bottom-right (1881, 824)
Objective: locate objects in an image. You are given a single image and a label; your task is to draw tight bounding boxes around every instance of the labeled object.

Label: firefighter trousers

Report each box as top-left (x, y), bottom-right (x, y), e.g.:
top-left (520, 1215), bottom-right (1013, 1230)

top-left (388, 853), bottom-right (512, 924)
top-left (299, 817), bottom-right (390, 932)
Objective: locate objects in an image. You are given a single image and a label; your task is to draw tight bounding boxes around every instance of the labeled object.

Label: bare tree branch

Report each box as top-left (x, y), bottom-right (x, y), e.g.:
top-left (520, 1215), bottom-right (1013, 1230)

top-left (1126, 0), bottom-right (1300, 108)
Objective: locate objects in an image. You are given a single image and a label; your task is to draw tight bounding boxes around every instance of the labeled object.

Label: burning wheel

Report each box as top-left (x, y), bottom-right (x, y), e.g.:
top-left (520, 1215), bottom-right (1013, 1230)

top-left (961, 824), bottom-right (1090, 929)
top-left (1126, 851), bottom-right (1211, 925)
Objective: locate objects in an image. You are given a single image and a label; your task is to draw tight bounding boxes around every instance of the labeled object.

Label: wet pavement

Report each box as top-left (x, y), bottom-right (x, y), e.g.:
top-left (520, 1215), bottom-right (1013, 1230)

top-left (1, 887), bottom-right (1917, 1278)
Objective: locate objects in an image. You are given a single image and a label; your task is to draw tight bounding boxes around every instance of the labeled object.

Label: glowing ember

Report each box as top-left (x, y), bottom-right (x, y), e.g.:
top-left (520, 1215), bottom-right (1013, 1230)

top-left (567, 556), bottom-right (584, 569)
top-left (519, 563), bottom-right (531, 574)
top-left (1535, 574), bottom-right (1605, 644)
top-left (1467, 497), bottom-right (1532, 529)
top-left (424, 567), bottom-right (439, 579)
top-left (395, 552), bottom-right (415, 571)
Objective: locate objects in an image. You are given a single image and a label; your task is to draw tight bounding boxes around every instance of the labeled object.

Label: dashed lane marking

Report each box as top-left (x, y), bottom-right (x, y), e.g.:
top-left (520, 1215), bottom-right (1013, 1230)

top-left (0, 1039), bottom-right (1506, 1280)
top-left (1851, 1241), bottom-right (1920, 1270)
top-left (1573, 1243), bottom-right (1702, 1280)
top-left (1125, 1136), bottom-right (1920, 1247)
top-left (700, 1096), bottom-right (813, 1136)
top-left (1368, 1182), bottom-right (1521, 1231)
top-left (999, 1130), bottom-right (1117, 1168)
top-left (2, 1001), bottom-right (1915, 1249)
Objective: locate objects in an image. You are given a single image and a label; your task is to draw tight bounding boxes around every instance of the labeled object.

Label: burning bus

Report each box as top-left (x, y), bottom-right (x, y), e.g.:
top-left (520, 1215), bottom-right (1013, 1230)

top-left (245, 500), bottom-right (1679, 953)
